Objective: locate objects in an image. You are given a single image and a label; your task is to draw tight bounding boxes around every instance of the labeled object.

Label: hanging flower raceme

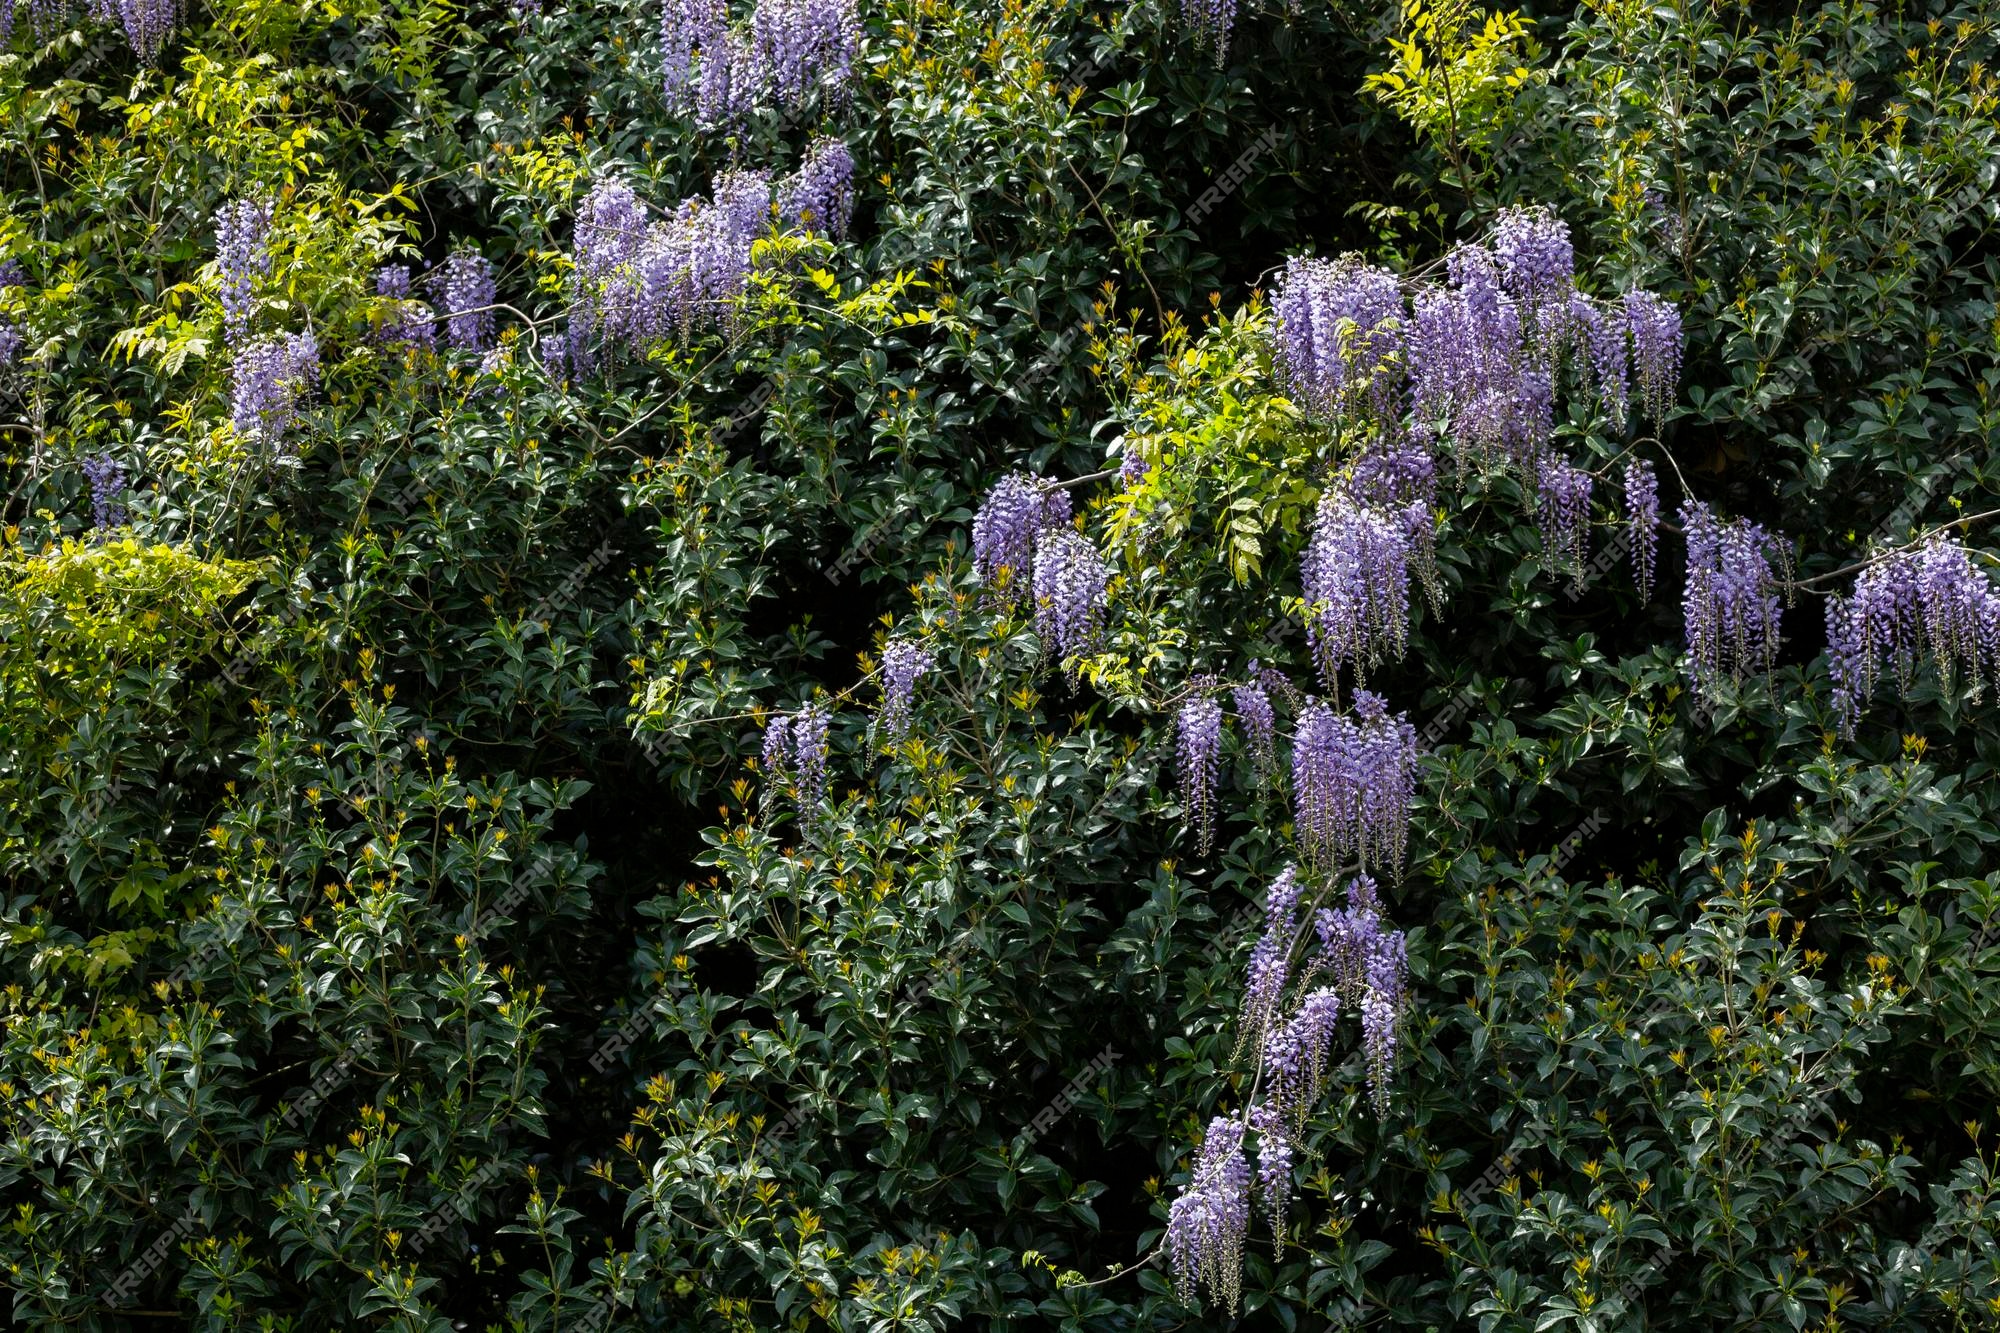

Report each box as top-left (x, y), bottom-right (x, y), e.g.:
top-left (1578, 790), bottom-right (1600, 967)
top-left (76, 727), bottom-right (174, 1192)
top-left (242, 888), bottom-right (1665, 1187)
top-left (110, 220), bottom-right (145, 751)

top-left (761, 704), bottom-right (832, 819)
top-left (662, 0), bottom-right (731, 118)
top-left (1032, 525), bottom-right (1109, 666)
top-left (230, 331), bottom-right (319, 450)
top-left (1626, 289), bottom-right (1683, 424)
top-left (1165, 1115), bottom-right (1251, 1313)
top-left (81, 453), bottom-right (127, 530)
top-left (1236, 865), bottom-right (1303, 1056)
top-left (1492, 205), bottom-right (1577, 361)
top-left (1308, 873), bottom-right (1408, 1110)
top-left (1247, 1099), bottom-right (1291, 1254)
top-left (751, 0), bottom-right (859, 114)
top-left (714, 169), bottom-right (773, 245)
top-left (971, 472), bottom-right (1071, 603)
top-left (1270, 256), bottom-right (1404, 422)
top-left (0, 260), bottom-right (19, 373)
top-left (1232, 682), bottom-right (1276, 781)
top-left (1177, 695), bottom-right (1225, 855)
top-left (566, 175), bottom-right (765, 365)
top-left (1624, 460), bottom-right (1659, 599)
top-left (1301, 489), bottom-right (1411, 692)
top-left (1681, 501), bottom-right (1784, 696)
top-left (1824, 539), bottom-right (2000, 736)
top-left (1535, 454), bottom-right (1593, 573)
top-left (433, 252), bottom-right (497, 353)
top-left (779, 137), bottom-right (856, 239)
top-left (372, 265), bottom-right (436, 349)
top-left (215, 198), bottom-right (273, 348)
top-left (1178, 0), bottom-right (1235, 63)
top-left (876, 641), bottom-right (934, 743)
top-left (111, 0), bottom-right (176, 63)
top-left (1291, 691), bottom-right (1418, 873)
top-left (1572, 293), bottom-right (1630, 430)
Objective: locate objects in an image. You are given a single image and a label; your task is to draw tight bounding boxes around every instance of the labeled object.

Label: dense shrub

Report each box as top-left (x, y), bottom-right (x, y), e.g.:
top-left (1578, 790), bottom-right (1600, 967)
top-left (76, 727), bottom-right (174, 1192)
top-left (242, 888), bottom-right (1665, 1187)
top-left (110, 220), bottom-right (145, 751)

top-left (2, 0), bottom-right (1999, 1327)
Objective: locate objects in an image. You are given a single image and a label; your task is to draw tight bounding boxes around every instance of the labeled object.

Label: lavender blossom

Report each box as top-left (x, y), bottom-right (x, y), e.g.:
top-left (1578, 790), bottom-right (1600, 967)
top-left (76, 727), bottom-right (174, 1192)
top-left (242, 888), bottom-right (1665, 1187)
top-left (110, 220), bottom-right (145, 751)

top-left (1626, 289), bottom-right (1683, 424)
top-left (215, 198), bottom-right (274, 347)
top-left (1359, 927), bottom-right (1407, 1111)
top-left (1178, 0), bottom-right (1235, 63)
top-left (1308, 873), bottom-right (1407, 1110)
top-left (761, 713), bottom-right (793, 778)
top-left (113, 0), bottom-right (176, 61)
top-left (0, 323), bottom-right (20, 372)
top-left (1291, 691), bottom-right (1418, 873)
top-left (1625, 460), bottom-right (1659, 600)
top-left (1825, 539), bottom-right (2000, 735)
top-left (1408, 252), bottom-right (1540, 464)
top-left (1271, 256), bottom-right (1404, 421)
top-left (1248, 1099), bottom-right (1292, 1254)
top-left (1165, 1115), bottom-right (1250, 1312)
top-left (778, 137), bottom-right (856, 239)
top-left (971, 472), bottom-right (1070, 603)
top-left (1177, 696), bottom-right (1224, 855)
top-left (1232, 683), bottom-right (1276, 781)
top-left (373, 265), bottom-right (436, 349)
top-left (1535, 454), bottom-right (1593, 573)
top-left (1492, 205), bottom-right (1576, 360)
top-left (877, 641), bottom-right (934, 743)
top-left (1260, 987), bottom-right (1342, 1127)
top-left (0, 259), bottom-right (22, 289)
top-left (1237, 865), bottom-right (1303, 1056)
top-left (1572, 293), bottom-right (1630, 430)
top-left (230, 331), bottom-right (319, 450)
top-left (81, 452), bottom-right (127, 530)
top-left (1032, 525), bottom-right (1108, 666)
top-left (1301, 490), bottom-right (1410, 692)
top-left (1681, 501), bottom-right (1783, 697)
top-left (434, 252), bottom-right (497, 353)
top-left (714, 168), bottom-right (773, 246)
top-left (662, 0), bottom-right (729, 116)
top-left (791, 703), bottom-right (830, 814)
top-left (751, 0), bottom-right (859, 114)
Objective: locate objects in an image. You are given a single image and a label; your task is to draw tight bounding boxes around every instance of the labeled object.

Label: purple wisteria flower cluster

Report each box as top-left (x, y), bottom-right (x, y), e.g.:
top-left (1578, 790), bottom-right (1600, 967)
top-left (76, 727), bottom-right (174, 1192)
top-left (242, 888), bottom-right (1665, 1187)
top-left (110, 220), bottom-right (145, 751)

top-left (1624, 460), bottom-right (1659, 600)
top-left (1165, 1114), bottom-right (1251, 1312)
top-left (215, 198), bottom-right (274, 347)
top-left (566, 173), bottom-right (773, 371)
top-left (112, 0), bottom-right (175, 63)
top-left (1292, 689), bottom-right (1418, 873)
top-left (373, 265), bottom-right (437, 349)
top-left (1270, 255), bottom-right (1403, 421)
top-left (1032, 525), bottom-right (1110, 667)
top-left (876, 640), bottom-right (934, 743)
top-left (1535, 453), bottom-right (1593, 573)
top-left (1302, 488), bottom-right (1412, 690)
top-left (1825, 538), bottom-right (2000, 736)
top-left (1681, 500), bottom-right (1785, 697)
top-left (778, 137), bottom-right (856, 239)
top-left (762, 703), bottom-right (832, 820)
top-left (1232, 681), bottom-right (1275, 782)
top-left (661, 0), bottom-right (858, 129)
top-left (1177, 0), bottom-right (1236, 64)
top-left (971, 471), bottom-right (1073, 602)
top-left (0, 258), bottom-right (21, 376)
top-left (230, 331), bottom-right (320, 451)
top-left (1177, 695), bottom-right (1224, 854)
top-left (82, 452), bottom-right (127, 530)
top-left (1172, 865), bottom-right (1409, 1309)
top-left (1269, 208), bottom-right (1685, 673)
top-left (432, 252), bottom-right (497, 353)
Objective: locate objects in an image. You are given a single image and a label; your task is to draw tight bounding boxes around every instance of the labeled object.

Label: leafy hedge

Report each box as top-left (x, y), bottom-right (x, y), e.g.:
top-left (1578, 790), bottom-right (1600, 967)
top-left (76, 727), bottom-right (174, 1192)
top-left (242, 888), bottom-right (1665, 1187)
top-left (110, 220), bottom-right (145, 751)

top-left (2, 0), bottom-right (1999, 1327)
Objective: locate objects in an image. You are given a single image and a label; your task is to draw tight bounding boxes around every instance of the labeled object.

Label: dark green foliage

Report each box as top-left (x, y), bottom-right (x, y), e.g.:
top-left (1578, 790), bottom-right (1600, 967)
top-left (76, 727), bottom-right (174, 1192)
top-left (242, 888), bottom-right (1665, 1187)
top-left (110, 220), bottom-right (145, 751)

top-left (2, 0), bottom-right (1999, 1328)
